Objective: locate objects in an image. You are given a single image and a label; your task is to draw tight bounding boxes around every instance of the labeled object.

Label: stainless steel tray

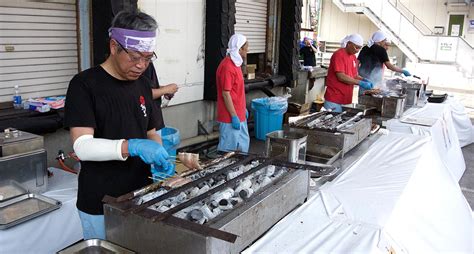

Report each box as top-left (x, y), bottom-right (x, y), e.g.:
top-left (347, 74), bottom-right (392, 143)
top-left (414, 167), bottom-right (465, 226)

top-left (0, 193), bottom-right (61, 230)
top-left (0, 180), bottom-right (27, 202)
top-left (58, 239), bottom-right (135, 254)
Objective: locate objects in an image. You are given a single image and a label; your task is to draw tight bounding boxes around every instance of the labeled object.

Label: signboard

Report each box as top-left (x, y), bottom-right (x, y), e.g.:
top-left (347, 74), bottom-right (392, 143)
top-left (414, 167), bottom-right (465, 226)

top-left (437, 37), bottom-right (458, 62)
top-left (440, 42), bottom-right (453, 51)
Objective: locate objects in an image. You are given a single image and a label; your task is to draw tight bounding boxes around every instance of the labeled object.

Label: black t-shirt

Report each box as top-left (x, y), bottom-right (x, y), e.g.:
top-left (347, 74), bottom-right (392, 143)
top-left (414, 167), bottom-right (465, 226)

top-left (300, 46), bottom-right (316, 66)
top-left (64, 65), bottom-right (162, 214)
top-left (142, 63), bottom-right (165, 129)
top-left (357, 44), bottom-right (389, 80)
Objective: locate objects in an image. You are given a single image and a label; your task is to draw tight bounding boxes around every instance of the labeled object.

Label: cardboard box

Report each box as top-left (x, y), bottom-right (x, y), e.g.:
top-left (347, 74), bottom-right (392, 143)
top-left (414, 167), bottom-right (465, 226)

top-left (287, 102), bottom-right (311, 114)
top-left (247, 64), bottom-right (257, 80)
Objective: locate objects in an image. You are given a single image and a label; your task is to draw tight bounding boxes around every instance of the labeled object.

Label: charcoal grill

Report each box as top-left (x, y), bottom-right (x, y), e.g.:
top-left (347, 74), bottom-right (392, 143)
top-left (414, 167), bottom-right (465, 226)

top-left (104, 153), bottom-right (337, 254)
top-left (286, 111), bottom-right (372, 156)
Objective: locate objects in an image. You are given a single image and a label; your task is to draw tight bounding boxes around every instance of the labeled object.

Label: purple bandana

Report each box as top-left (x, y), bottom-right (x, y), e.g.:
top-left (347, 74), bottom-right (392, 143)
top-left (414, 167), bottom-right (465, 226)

top-left (109, 27), bottom-right (156, 52)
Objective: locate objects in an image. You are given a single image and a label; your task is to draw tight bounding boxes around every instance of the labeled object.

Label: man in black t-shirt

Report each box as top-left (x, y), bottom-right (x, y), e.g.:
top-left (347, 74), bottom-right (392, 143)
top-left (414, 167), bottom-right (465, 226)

top-left (143, 62), bottom-right (179, 109)
top-left (64, 10), bottom-right (173, 240)
top-left (358, 31), bottom-right (411, 93)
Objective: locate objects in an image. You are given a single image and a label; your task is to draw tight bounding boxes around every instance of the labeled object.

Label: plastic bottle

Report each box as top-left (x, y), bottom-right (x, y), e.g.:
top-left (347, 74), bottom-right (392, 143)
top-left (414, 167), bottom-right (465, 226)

top-left (13, 85), bottom-right (22, 109)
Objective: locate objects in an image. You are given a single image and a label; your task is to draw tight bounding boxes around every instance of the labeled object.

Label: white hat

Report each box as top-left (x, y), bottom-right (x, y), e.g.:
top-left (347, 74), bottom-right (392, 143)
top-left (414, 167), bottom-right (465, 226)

top-left (226, 33), bottom-right (247, 67)
top-left (368, 30), bottom-right (387, 47)
top-left (340, 33), bottom-right (364, 48)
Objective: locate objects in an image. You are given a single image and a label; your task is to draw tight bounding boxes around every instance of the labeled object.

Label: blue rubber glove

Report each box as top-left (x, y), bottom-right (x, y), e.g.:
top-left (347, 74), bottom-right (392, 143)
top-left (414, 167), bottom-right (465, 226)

top-left (128, 139), bottom-right (173, 173)
top-left (153, 163), bottom-right (175, 177)
top-left (402, 69), bottom-right (411, 77)
top-left (245, 109), bottom-right (249, 120)
top-left (231, 115), bottom-right (241, 130)
top-left (359, 80), bottom-right (373, 90)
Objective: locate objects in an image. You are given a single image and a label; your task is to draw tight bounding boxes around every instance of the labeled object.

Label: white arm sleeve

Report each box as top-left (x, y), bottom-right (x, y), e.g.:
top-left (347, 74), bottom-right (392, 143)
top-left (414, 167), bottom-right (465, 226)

top-left (73, 134), bottom-right (127, 161)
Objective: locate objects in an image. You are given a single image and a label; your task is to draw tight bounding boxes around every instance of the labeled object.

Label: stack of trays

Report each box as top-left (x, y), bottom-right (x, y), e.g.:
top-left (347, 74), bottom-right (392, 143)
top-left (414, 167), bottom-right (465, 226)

top-left (0, 181), bottom-right (61, 230)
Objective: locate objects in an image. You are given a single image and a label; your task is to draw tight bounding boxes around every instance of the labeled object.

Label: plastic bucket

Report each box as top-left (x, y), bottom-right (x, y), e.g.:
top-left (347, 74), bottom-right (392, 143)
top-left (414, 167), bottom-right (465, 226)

top-left (152, 126), bottom-right (180, 180)
top-left (160, 126), bottom-right (180, 157)
top-left (251, 97), bottom-right (288, 140)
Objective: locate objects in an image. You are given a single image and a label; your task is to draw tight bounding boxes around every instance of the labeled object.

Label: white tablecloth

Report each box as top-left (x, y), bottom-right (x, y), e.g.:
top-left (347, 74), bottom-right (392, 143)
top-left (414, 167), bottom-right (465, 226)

top-left (385, 102), bottom-right (466, 181)
top-left (0, 168), bottom-right (82, 254)
top-left (245, 133), bottom-right (473, 253)
top-left (445, 96), bottom-right (474, 147)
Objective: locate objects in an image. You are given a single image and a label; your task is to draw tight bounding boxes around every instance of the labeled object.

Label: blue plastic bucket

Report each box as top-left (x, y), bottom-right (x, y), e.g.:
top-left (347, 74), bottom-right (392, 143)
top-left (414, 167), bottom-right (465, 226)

top-left (160, 126), bottom-right (180, 157)
top-left (152, 126), bottom-right (180, 181)
top-left (251, 97), bottom-right (288, 140)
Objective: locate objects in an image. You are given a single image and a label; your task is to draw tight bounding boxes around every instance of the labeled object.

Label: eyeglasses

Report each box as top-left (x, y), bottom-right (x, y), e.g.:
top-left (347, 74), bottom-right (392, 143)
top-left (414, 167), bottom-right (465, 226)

top-left (351, 42), bottom-right (362, 50)
top-left (116, 41), bottom-right (157, 64)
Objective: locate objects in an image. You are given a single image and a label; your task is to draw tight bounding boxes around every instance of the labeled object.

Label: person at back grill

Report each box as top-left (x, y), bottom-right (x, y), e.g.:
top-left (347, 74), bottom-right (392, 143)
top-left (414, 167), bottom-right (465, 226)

top-left (358, 30), bottom-right (411, 93)
top-left (64, 10), bottom-right (173, 240)
top-left (216, 34), bottom-right (250, 153)
top-left (300, 37), bottom-right (317, 67)
top-left (324, 34), bottom-right (373, 112)
top-left (300, 37), bottom-right (318, 90)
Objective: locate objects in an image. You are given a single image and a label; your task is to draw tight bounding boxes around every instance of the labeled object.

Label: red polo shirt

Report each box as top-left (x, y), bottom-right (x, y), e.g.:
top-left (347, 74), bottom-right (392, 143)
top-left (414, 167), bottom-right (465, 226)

top-left (324, 48), bottom-right (359, 104)
top-left (216, 57), bottom-right (246, 123)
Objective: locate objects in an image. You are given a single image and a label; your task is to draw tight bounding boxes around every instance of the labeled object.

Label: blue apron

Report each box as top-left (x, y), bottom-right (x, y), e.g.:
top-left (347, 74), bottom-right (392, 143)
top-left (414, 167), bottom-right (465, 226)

top-left (217, 121), bottom-right (250, 153)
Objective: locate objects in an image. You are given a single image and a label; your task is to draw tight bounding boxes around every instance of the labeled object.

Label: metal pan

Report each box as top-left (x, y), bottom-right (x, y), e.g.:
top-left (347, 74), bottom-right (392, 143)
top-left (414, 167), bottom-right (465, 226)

top-left (0, 180), bottom-right (27, 202)
top-left (58, 239), bottom-right (135, 254)
top-left (0, 193), bottom-right (61, 230)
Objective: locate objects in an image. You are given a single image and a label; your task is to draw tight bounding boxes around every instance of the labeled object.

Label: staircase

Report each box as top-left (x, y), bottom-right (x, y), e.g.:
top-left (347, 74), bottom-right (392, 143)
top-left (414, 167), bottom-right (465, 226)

top-left (317, 41), bottom-right (339, 66)
top-left (332, 0), bottom-right (474, 77)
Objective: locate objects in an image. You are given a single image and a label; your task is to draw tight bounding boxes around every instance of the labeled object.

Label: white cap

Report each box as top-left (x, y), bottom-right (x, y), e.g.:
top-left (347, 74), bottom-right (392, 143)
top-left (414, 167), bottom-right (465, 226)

top-left (340, 34), bottom-right (364, 48)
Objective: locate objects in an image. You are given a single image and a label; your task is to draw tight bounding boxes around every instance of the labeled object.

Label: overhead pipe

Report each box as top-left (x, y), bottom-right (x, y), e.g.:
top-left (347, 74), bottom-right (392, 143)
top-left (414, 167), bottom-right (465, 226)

top-left (244, 75), bottom-right (287, 97)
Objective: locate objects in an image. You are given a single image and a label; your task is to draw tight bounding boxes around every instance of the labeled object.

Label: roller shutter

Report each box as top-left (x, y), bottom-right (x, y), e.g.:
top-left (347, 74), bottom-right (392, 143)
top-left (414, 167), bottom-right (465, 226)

top-left (235, 0), bottom-right (267, 54)
top-left (0, 0), bottom-right (78, 103)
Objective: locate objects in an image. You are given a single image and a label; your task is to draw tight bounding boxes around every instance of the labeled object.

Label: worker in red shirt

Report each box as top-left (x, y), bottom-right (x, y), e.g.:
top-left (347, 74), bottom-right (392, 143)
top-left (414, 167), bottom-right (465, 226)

top-left (324, 34), bottom-right (373, 112)
top-left (216, 34), bottom-right (250, 152)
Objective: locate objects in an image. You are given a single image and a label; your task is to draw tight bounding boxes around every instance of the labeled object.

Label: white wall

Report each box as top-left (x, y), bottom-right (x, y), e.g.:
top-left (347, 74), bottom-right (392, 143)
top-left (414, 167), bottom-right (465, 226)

top-left (399, 0), bottom-right (474, 45)
top-left (319, 0), bottom-right (378, 43)
top-left (399, 0), bottom-right (446, 30)
top-left (139, 0), bottom-right (205, 106)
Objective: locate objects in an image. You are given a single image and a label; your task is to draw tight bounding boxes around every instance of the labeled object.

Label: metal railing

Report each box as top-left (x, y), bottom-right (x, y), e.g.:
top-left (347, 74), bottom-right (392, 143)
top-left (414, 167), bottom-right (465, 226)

top-left (335, 0), bottom-right (474, 76)
top-left (387, 0), bottom-right (433, 35)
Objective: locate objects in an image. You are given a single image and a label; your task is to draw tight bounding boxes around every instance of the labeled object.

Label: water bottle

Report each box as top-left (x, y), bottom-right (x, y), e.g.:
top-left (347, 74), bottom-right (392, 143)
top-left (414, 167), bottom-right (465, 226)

top-left (13, 85), bottom-right (22, 109)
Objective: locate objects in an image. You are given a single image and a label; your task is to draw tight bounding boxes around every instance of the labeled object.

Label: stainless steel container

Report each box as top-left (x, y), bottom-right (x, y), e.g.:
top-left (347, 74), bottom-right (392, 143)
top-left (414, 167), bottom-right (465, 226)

top-left (0, 149), bottom-right (48, 193)
top-left (58, 239), bottom-right (135, 254)
top-left (358, 95), bottom-right (383, 111)
top-left (403, 88), bottom-right (419, 107)
top-left (0, 129), bottom-right (47, 194)
top-left (265, 130), bottom-right (307, 163)
top-left (381, 95), bottom-right (406, 119)
top-left (0, 130), bottom-right (43, 157)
